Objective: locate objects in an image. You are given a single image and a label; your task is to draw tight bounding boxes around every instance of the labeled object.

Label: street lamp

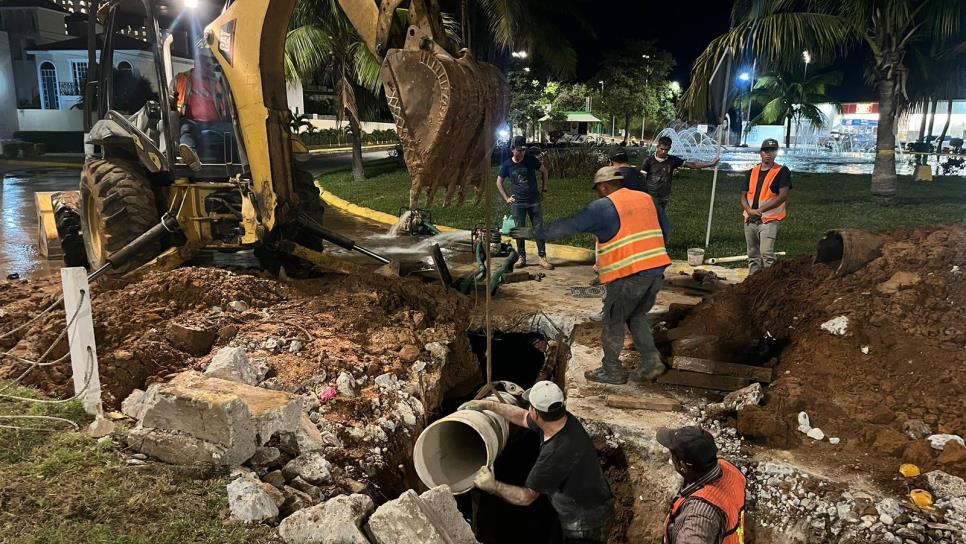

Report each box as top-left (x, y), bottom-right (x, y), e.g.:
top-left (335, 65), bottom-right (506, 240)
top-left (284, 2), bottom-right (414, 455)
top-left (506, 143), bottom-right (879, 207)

top-left (669, 81), bottom-right (681, 93)
top-left (511, 51), bottom-right (528, 59)
top-left (802, 50), bottom-right (811, 78)
top-left (523, 67), bottom-right (530, 73)
top-left (739, 72), bottom-right (750, 82)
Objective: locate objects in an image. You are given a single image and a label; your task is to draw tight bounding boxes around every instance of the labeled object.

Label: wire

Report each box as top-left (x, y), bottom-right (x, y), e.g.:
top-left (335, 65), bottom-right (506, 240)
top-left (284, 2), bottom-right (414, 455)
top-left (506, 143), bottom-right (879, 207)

top-left (0, 415), bottom-right (80, 431)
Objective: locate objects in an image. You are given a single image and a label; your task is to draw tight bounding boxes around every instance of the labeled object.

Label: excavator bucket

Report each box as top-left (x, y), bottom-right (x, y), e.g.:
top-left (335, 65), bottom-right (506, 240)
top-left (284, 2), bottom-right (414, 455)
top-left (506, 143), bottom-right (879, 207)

top-left (382, 48), bottom-right (508, 208)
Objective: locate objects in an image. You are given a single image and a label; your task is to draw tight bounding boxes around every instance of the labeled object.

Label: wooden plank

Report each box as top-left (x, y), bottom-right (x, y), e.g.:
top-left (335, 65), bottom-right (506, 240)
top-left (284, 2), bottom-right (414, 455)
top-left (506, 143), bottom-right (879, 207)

top-left (35, 192), bottom-right (62, 258)
top-left (605, 394), bottom-right (682, 412)
top-left (670, 356), bottom-right (773, 383)
top-left (500, 270), bottom-right (531, 284)
top-left (657, 369), bottom-right (751, 392)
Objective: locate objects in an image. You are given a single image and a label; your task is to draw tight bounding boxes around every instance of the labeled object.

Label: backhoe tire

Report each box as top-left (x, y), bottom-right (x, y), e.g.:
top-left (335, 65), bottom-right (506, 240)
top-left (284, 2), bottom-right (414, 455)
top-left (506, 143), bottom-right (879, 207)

top-left (80, 159), bottom-right (161, 274)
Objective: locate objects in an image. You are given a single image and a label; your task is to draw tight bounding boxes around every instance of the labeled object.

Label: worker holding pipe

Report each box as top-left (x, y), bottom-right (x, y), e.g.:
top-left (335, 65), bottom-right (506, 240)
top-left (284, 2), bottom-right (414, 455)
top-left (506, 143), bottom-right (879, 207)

top-left (741, 138), bottom-right (791, 274)
top-left (467, 381), bottom-right (614, 543)
top-left (511, 166), bottom-right (670, 385)
top-left (658, 426), bottom-right (747, 544)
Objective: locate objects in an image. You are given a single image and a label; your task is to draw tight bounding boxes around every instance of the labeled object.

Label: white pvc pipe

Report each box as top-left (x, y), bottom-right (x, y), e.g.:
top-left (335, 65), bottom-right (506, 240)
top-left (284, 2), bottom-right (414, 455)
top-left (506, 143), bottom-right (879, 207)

top-left (413, 390), bottom-right (519, 494)
top-left (705, 251), bottom-right (786, 265)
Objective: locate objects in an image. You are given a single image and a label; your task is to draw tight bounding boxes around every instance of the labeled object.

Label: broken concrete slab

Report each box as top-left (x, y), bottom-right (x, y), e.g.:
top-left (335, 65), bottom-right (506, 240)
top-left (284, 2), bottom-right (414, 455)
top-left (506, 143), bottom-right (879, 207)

top-left (205, 347), bottom-right (260, 385)
top-left (279, 414), bottom-right (327, 455)
top-left (121, 389), bottom-right (147, 420)
top-left (282, 452), bottom-right (332, 486)
top-left (166, 322), bottom-right (216, 356)
top-left (278, 493), bottom-right (374, 544)
top-left (227, 477), bottom-right (279, 523)
top-left (367, 486), bottom-right (478, 544)
top-left (129, 371), bottom-right (308, 465)
top-left (925, 470), bottom-right (966, 500)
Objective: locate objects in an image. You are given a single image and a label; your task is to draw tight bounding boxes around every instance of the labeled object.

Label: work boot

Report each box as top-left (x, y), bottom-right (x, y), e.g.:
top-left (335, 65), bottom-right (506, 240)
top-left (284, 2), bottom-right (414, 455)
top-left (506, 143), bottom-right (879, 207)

top-left (538, 256), bottom-right (555, 270)
top-left (179, 144), bottom-right (202, 172)
top-left (518, 255), bottom-right (528, 267)
top-left (630, 354), bottom-right (668, 383)
top-left (584, 366), bottom-right (627, 385)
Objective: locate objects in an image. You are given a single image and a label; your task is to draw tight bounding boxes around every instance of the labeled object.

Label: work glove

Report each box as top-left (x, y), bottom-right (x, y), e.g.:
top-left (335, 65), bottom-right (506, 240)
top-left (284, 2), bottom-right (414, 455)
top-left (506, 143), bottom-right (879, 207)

top-left (509, 226), bottom-right (534, 240)
top-left (474, 466), bottom-right (499, 493)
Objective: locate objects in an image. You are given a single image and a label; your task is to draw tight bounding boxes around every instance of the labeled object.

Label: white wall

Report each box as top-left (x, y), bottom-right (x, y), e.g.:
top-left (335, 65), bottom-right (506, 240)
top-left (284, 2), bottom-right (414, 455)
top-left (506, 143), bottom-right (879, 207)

top-left (287, 80), bottom-right (304, 115)
top-left (302, 116), bottom-right (395, 133)
top-left (0, 31), bottom-right (19, 138)
top-left (17, 108), bottom-right (83, 131)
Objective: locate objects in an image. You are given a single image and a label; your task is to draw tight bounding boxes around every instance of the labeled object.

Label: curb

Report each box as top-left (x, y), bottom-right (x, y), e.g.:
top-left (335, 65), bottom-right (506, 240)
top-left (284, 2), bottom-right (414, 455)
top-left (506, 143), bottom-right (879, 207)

top-left (307, 144), bottom-right (396, 156)
top-left (318, 188), bottom-right (596, 264)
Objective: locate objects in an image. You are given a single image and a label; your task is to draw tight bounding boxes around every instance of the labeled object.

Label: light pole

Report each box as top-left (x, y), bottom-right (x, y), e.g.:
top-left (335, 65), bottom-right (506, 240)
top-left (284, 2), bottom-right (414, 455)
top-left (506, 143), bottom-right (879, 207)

top-left (802, 50), bottom-right (811, 79)
top-left (738, 72), bottom-right (750, 146)
top-left (639, 54), bottom-right (651, 144)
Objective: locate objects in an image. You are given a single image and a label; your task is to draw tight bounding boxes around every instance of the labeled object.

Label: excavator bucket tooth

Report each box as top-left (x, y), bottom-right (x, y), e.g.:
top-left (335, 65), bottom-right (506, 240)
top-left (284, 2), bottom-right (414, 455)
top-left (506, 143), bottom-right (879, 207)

top-left (381, 48), bottom-right (508, 209)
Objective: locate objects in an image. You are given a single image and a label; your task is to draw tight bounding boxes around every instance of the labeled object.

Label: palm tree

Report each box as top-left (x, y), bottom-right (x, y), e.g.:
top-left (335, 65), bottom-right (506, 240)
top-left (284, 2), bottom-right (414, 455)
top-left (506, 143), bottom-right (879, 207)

top-left (749, 69), bottom-right (841, 148)
top-left (681, 0), bottom-right (963, 202)
top-left (285, 0), bottom-right (382, 181)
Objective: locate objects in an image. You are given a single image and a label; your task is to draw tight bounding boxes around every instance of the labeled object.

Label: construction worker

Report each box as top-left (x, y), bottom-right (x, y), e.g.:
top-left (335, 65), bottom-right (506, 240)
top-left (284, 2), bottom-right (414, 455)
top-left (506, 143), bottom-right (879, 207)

top-left (609, 151), bottom-right (645, 192)
top-left (659, 426), bottom-right (747, 544)
top-left (643, 136), bottom-right (719, 242)
top-left (512, 166), bottom-right (670, 384)
top-left (741, 138), bottom-right (791, 274)
top-left (170, 51), bottom-right (230, 171)
top-left (497, 136), bottom-right (554, 270)
top-left (468, 381), bottom-right (614, 543)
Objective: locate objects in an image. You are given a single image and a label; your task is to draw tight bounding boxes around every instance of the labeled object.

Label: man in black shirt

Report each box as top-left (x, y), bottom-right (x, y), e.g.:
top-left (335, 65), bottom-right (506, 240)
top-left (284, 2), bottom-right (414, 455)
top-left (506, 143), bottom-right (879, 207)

top-left (497, 136), bottom-right (554, 270)
top-left (642, 136), bottom-right (719, 242)
top-left (609, 151), bottom-right (645, 191)
top-left (468, 381), bottom-right (614, 543)
top-left (741, 138), bottom-right (791, 274)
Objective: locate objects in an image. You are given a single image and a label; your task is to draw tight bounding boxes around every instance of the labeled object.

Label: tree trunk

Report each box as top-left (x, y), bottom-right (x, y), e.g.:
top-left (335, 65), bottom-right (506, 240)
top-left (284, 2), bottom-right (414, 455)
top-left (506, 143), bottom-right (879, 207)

top-left (623, 114), bottom-right (631, 144)
top-left (926, 97), bottom-right (938, 145)
top-left (871, 76), bottom-right (898, 202)
top-left (348, 115), bottom-right (365, 181)
top-left (936, 98), bottom-right (953, 162)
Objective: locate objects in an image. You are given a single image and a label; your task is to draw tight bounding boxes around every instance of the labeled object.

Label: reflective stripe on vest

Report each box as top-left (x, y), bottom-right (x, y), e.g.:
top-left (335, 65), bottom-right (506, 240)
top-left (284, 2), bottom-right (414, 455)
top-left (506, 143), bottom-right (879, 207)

top-left (664, 459), bottom-right (747, 544)
top-left (596, 188), bottom-right (671, 284)
top-left (743, 163), bottom-right (787, 223)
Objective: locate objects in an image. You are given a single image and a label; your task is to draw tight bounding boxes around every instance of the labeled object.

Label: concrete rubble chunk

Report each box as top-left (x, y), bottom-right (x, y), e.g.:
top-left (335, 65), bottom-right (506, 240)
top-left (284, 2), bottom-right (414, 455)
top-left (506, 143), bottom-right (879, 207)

top-left (903, 419), bottom-right (933, 440)
top-left (722, 382), bottom-right (763, 411)
top-left (166, 322), bottom-right (216, 356)
top-left (925, 470), bottom-right (966, 500)
top-left (228, 300), bottom-right (250, 312)
top-left (337, 372), bottom-right (357, 397)
top-left (278, 493), bottom-right (374, 544)
top-left (367, 485), bottom-right (479, 544)
top-left (206, 347), bottom-right (260, 385)
top-left (227, 476), bottom-right (279, 523)
top-left (129, 371), bottom-right (304, 465)
top-left (928, 434), bottom-right (965, 451)
top-left (280, 485), bottom-right (315, 517)
top-left (282, 452), bottom-right (332, 485)
top-left (279, 414), bottom-right (327, 455)
top-left (263, 469), bottom-right (286, 488)
top-left (807, 427), bottom-right (826, 441)
top-left (248, 446), bottom-right (281, 467)
top-left (424, 342), bottom-right (449, 362)
top-left (820, 315), bottom-right (849, 336)
top-left (121, 389), bottom-right (147, 420)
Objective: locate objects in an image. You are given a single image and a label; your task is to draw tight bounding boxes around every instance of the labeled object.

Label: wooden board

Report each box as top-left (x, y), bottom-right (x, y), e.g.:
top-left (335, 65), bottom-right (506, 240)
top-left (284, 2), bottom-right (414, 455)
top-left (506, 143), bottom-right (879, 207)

top-left (670, 356), bottom-right (773, 383)
top-left (35, 191), bottom-right (62, 259)
top-left (656, 369), bottom-right (751, 392)
top-left (605, 394), bottom-right (682, 412)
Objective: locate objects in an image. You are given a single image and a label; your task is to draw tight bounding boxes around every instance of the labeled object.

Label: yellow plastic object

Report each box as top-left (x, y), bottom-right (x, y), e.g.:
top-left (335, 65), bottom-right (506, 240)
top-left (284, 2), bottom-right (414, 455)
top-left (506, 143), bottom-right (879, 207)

top-left (899, 464), bottom-right (921, 477)
top-left (909, 489), bottom-right (933, 508)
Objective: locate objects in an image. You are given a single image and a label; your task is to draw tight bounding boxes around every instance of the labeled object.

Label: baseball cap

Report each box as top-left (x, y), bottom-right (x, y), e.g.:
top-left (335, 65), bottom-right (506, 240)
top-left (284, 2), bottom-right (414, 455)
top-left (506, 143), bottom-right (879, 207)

top-left (760, 138), bottom-right (780, 150)
top-left (592, 165), bottom-right (624, 188)
top-left (609, 151), bottom-right (629, 163)
top-left (656, 426), bottom-right (718, 467)
top-left (512, 135), bottom-right (527, 149)
top-left (523, 380), bottom-right (566, 412)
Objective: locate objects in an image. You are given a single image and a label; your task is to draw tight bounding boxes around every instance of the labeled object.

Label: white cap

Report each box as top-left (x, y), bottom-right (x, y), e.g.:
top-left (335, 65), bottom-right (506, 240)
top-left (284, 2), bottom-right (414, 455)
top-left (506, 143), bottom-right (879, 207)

top-left (524, 380), bottom-right (565, 412)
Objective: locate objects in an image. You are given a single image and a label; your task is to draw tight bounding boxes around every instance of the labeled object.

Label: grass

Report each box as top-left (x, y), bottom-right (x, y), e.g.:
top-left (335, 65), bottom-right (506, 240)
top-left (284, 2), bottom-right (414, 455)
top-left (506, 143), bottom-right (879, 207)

top-left (319, 159), bottom-right (966, 260)
top-left (0, 382), bottom-right (280, 543)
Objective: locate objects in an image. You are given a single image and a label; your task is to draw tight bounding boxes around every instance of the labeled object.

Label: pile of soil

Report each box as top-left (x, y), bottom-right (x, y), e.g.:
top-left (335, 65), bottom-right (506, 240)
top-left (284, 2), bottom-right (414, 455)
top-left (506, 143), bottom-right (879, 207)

top-left (676, 225), bottom-right (966, 482)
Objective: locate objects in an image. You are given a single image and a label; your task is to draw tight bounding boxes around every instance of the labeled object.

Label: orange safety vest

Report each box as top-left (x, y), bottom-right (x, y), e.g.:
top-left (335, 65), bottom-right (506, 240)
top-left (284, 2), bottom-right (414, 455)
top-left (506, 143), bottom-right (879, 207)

top-left (743, 163), bottom-right (787, 223)
top-left (596, 188), bottom-right (671, 284)
top-left (664, 459), bottom-right (747, 544)
top-left (175, 70), bottom-right (227, 119)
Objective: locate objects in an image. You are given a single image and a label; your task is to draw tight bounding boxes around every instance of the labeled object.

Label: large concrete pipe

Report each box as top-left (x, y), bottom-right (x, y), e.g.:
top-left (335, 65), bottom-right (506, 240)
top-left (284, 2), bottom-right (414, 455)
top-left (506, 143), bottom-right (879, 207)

top-left (815, 229), bottom-right (887, 277)
top-left (413, 384), bottom-right (523, 494)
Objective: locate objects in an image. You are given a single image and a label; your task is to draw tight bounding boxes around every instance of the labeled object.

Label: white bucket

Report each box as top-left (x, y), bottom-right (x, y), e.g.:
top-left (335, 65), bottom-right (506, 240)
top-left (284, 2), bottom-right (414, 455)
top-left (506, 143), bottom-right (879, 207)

top-left (687, 248), bottom-right (705, 266)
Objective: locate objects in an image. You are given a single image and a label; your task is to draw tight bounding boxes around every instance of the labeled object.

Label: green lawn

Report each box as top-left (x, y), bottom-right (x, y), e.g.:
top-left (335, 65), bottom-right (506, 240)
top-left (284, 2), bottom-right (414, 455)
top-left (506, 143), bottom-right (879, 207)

top-left (319, 159), bottom-right (965, 260)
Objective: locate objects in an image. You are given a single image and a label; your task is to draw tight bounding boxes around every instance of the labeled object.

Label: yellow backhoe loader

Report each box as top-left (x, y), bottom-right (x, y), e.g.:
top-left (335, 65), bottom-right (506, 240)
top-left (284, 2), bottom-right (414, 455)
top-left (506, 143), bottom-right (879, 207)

top-left (73, 0), bottom-right (507, 278)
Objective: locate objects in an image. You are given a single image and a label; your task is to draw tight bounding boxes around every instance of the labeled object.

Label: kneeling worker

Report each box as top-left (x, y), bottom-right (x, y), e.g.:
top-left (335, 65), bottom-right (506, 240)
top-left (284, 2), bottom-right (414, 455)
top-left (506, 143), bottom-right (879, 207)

top-left (659, 426), bottom-right (747, 543)
top-left (468, 381), bottom-right (614, 543)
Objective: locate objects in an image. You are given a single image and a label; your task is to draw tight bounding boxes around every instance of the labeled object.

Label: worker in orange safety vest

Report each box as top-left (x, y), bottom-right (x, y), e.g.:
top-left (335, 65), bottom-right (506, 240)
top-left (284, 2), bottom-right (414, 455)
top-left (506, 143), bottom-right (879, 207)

top-left (170, 51), bottom-right (229, 171)
top-left (741, 138), bottom-right (791, 274)
top-left (659, 425), bottom-right (747, 544)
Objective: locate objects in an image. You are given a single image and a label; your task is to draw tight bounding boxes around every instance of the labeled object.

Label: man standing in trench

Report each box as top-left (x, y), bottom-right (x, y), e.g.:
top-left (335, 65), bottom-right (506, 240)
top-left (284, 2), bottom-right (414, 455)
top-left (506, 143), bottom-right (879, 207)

top-left (511, 166), bottom-right (671, 384)
top-left (741, 138), bottom-right (791, 274)
top-left (467, 381), bottom-right (614, 543)
top-left (659, 425), bottom-right (747, 543)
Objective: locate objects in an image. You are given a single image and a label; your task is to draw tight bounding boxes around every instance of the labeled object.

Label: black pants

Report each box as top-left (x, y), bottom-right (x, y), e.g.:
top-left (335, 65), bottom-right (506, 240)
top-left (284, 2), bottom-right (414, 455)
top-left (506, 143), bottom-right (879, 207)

top-left (601, 273), bottom-right (663, 378)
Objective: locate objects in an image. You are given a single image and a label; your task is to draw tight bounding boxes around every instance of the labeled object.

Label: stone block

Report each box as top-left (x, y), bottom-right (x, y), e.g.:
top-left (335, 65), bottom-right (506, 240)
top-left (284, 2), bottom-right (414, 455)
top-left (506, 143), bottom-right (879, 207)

top-left (166, 322), bottom-right (216, 356)
top-left (121, 389), bottom-right (147, 420)
top-left (925, 470), bottom-right (966, 500)
top-left (278, 494), bottom-right (374, 544)
top-left (206, 347), bottom-right (260, 385)
top-left (127, 426), bottom-right (256, 466)
top-left (227, 476), bottom-right (279, 523)
top-left (282, 452), bottom-right (332, 485)
top-left (367, 486), bottom-right (479, 544)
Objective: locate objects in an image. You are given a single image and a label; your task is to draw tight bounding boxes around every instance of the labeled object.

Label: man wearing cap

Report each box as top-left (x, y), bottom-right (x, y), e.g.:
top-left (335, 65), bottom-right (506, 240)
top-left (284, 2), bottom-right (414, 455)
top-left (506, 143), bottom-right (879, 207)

top-left (741, 138), bottom-right (791, 274)
top-left (467, 381), bottom-right (614, 543)
top-left (658, 426), bottom-right (747, 544)
top-left (512, 166), bottom-right (670, 384)
top-left (497, 136), bottom-right (554, 270)
top-left (609, 151), bottom-right (646, 192)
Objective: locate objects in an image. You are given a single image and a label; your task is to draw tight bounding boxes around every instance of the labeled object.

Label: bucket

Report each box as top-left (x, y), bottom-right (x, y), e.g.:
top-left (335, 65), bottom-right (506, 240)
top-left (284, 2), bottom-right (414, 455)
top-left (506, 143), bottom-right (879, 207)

top-left (687, 248), bottom-right (705, 266)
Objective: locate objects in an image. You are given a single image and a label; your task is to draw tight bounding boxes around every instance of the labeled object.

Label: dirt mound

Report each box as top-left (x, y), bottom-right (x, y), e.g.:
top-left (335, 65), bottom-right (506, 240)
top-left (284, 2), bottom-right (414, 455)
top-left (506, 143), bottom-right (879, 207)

top-left (678, 225), bottom-right (966, 482)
